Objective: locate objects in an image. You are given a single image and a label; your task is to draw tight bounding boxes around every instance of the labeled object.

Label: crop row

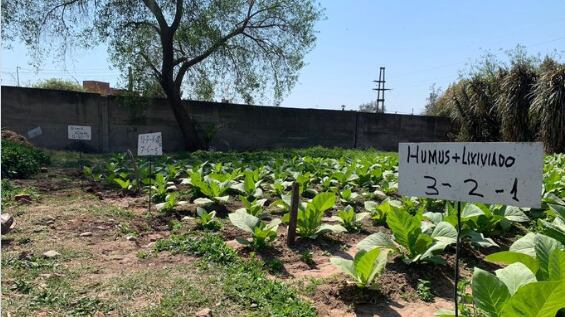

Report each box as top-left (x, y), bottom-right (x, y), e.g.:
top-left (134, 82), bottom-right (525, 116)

top-left (84, 149), bottom-right (565, 316)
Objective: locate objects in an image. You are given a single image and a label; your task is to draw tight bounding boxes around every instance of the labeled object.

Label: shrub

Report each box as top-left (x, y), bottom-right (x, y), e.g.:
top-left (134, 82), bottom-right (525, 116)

top-left (1, 140), bottom-right (50, 178)
top-left (32, 78), bottom-right (85, 92)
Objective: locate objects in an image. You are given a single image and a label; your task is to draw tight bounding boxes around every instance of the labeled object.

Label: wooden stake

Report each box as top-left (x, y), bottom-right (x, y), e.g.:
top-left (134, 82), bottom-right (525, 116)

top-left (287, 182), bottom-right (300, 246)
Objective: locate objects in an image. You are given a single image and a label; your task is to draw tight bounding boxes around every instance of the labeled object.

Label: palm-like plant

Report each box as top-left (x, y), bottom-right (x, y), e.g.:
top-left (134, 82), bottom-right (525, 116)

top-left (530, 62), bottom-right (565, 153)
top-left (497, 61), bottom-right (537, 142)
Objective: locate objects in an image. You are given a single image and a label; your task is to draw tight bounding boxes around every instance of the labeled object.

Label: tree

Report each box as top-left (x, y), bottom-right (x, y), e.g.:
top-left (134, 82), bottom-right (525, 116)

top-left (423, 84), bottom-right (442, 115)
top-left (3, 0), bottom-right (323, 150)
top-left (358, 100), bottom-right (382, 113)
top-left (33, 78), bottom-right (85, 92)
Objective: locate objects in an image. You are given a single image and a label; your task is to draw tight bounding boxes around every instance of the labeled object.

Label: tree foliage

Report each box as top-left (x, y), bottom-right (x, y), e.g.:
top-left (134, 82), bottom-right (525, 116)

top-left (430, 48), bottom-right (565, 153)
top-left (4, 0), bottom-right (324, 150)
top-left (32, 78), bottom-right (85, 92)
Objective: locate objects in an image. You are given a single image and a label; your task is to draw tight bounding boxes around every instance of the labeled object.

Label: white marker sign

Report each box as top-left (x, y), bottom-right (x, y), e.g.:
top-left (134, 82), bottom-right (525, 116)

top-left (27, 126), bottom-right (42, 139)
top-left (138, 132), bottom-right (162, 156)
top-left (399, 142), bottom-right (544, 208)
top-left (68, 125), bottom-right (92, 140)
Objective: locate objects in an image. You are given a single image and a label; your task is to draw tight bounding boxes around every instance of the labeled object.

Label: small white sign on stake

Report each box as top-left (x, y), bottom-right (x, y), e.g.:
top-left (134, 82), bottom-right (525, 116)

top-left (27, 126), bottom-right (42, 139)
top-left (68, 125), bottom-right (92, 140)
top-left (138, 132), bottom-right (162, 156)
top-left (398, 142), bottom-right (544, 208)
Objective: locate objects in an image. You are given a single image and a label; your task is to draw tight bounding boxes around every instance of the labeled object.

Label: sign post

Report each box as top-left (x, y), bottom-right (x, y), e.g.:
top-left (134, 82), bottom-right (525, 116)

top-left (68, 125), bottom-right (92, 181)
top-left (398, 142), bottom-right (543, 316)
top-left (137, 132), bottom-right (163, 215)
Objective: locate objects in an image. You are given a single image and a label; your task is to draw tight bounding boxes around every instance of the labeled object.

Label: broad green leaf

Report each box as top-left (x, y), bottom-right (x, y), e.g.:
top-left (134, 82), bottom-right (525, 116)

top-left (495, 263), bottom-right (537, 295)
top-left (549, 249), bottom-right (565, 281)
top-left (266, 218), bottom-right (282, 231)
top-left (368, 248), bottom-right (389, 285)
top-left (355, 212), bottom-right (370, 222)
top-left (423, 212), bottom-right (444, 224)
top-left (364, 201), bottom-right (379, 211)
top-left (228, 210), bottom-right (259, 233)
top-left (462, 203), bottom-right (485, 219)
top-left (464, 230), bottom-right (499, 248)
top-left (357, 232), bottom-right (398, 252)
top-left (509, 233), bottom-right (537, 257)
top-left (502, 206), bottom-right (530, 222)
top-left (311, 192), bottom-right (336, 213)
top-left (386, 208), bottom-right (421, 253)
top-left (196, 207), bottom-right (208, 217)
top-left (472, 268), bottom-right (510, 317)
top-left (316, 223), bottom-right (347, 236)
top-left (534, 234), bottom-right (563, 280)
top-left (193, 197), bottom-right (214, 206)
top-left (215, 195), bottom-right (229, 203)
top-left (539, 218), bottom-right (565, 244)
top-left (330, 257), bottom-right (356, 279)
top-left (354, 248), bottom-right (382, 285)
top-left (548, 203), bottom-right (565, 221)
top-left (431, 221), bottom-right (457, 242)
top-left (485, 251), bottom-right (539, 274)
top-left (500, 281), bottom-right (565, 317)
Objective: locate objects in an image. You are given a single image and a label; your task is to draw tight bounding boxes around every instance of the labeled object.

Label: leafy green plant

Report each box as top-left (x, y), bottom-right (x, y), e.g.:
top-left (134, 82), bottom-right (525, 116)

top-left (237, 196), bottom-right (267, 217)
top-left (284, 192), bottom-right (346, 239)
top-left (196, 207), bottom-right (221, 230)
top-left (417, 279), bottom-right (434, 302)
top-left (539, 203), bottom-right (565, 244)
top-left (228, 210), bottom-right (280, 249)
top-left (300, 251), bottom-right (315, 266)
top-left (270, 180), bottom-right (291, 197)
top-left (188, 171), bottom-right (232, 205)
top-left (358, 208), bottom-right (457, 264)
top-left (150, 173), bottom-right (169, 202)
top-left (338, 187), bottom-right (359, 204)
top-left (484, 233), bottom-right (564, 281)
top-left (364, 198), bottom-right (402, 224)
top-left (330, 247), bottom-right (389, 288)
top-left (331, 205), bottom-right (369, 232)
top-left (156, 193), bottom-right (177, 213)
top-left (232, 170), bottom-right (263, 198)
top-left (1, 140), bottom-right (50, 179)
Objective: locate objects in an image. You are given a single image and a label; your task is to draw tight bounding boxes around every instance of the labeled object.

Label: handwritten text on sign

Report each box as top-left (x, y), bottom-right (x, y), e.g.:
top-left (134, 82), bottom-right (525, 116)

top-left (138, 132), bottom-right (162, 156)
top-left (398, 142), bottom-right (543, 208)
top-left (68, 125), bottom-right (92, 140)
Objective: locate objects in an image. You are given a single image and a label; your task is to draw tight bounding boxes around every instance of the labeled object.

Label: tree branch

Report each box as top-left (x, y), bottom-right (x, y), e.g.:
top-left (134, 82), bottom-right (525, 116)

top-left (142, 0), bottom-right (168, 31)
top-left (123, 21), bottom-right (160, 33)
top-left (140, 51), bottom-right (162, 80)
top-left (170, 0), bottom-right (183, 32)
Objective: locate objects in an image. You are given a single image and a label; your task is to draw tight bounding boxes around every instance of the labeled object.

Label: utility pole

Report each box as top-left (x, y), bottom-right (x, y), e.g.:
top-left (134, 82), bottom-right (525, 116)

top-left (128, 66), bottom-right (133, 92)
top-left (16, 66), bottom-right (20, 87)
top-left (372, 67), bottom-right (391, 113)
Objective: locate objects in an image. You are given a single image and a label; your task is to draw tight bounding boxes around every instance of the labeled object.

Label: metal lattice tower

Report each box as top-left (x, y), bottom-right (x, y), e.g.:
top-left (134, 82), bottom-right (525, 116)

top-left (372, 67), bottom-right (391, 113)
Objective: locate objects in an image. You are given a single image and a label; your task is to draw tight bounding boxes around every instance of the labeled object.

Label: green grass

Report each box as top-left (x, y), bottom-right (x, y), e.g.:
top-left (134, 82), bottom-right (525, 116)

top-left (154, 232), bottom-right (317, 316)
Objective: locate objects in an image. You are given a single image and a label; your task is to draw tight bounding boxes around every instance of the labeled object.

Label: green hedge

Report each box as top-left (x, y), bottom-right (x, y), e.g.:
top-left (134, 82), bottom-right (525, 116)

top-left (1, 140), bottom-right (50, 179)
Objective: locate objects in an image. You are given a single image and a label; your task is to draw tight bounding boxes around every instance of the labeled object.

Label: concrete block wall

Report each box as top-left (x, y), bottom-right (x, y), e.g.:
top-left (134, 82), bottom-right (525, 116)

top-left (1, 86), bottom-right (451, 153)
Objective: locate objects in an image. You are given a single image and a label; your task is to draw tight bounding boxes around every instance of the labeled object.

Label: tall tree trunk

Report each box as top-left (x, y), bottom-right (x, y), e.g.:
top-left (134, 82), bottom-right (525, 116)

top-left (165, 89), bottom-right (204, 151)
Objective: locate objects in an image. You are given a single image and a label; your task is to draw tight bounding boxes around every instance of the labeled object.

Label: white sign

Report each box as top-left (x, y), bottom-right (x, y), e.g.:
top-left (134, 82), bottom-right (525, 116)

top-left (68, 125), bottom-right (92, 140)
top-left (138, 132), bottom-right (162, 156)
top-left (27, 127), bottom-right (42, 139)
top-left (398, 142), bottom-right (544, 208)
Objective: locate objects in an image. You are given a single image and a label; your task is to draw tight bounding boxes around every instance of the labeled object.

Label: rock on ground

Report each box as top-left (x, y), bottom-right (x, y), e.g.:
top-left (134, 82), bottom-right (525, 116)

top-left (195, 308), bottom-right (212, 317)
top-left (1, 214), bottom-right (14, 234)
top-left (43, 250), bottom-right (61, 258)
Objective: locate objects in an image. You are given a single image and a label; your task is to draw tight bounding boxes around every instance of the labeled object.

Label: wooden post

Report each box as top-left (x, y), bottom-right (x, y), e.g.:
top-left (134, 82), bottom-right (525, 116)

top-left (287, 182), bottom-right (300, 246)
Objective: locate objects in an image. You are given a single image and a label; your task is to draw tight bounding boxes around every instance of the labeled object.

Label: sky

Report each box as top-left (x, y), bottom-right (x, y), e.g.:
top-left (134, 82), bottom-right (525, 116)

top-left (2, 0), bottom-right (565, 114)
